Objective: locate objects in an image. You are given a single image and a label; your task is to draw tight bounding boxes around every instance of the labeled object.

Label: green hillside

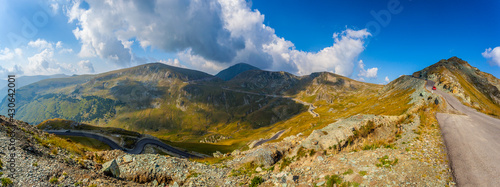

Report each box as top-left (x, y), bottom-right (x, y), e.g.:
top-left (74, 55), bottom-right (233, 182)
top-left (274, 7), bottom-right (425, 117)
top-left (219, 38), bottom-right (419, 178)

top-left (215, 63), bottom-right (260, 81)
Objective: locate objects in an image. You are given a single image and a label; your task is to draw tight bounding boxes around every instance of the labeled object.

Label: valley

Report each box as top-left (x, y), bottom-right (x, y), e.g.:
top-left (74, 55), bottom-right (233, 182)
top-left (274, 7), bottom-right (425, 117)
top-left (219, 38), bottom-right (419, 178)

top-left (0, 57), bottom-right (498, 186)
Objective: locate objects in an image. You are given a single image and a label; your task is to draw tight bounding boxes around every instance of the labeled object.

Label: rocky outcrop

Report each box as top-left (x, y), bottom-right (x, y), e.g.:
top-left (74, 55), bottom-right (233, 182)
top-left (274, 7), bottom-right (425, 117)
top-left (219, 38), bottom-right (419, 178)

top-left (301, 115), bottom-right (396, 151)
top-left (101, 159), bottom-right (120, 178)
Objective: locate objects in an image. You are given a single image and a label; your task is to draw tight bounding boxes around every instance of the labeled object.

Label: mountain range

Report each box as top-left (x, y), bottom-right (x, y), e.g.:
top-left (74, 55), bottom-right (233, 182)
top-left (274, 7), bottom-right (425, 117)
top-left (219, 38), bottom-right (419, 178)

top-left (1, 57), bottom-right (499, 186)
top-left (1, 57), bottom-right (498, 149)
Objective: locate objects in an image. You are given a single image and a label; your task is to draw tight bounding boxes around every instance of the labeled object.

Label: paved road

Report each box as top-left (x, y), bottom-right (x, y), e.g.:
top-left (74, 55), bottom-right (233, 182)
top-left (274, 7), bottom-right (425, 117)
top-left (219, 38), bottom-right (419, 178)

top-left (253, 130), bottom-right (286, 147)
top-left (46, 130), bottom-right (201, 158)
top-left (427, 80), bottom-right (500, 186)
top-left (221, 87), bottom-right (319, 117)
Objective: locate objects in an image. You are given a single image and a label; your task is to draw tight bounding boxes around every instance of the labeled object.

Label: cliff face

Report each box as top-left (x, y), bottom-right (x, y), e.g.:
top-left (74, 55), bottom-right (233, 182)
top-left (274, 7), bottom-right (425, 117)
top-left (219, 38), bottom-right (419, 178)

top-left (413, 57), bottom-right (500, 117)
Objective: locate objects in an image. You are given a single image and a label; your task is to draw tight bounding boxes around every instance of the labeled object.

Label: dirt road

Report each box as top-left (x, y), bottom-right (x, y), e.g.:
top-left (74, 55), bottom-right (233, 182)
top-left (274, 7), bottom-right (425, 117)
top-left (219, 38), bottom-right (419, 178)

top-left (427, 81), bottom-right (500, 186)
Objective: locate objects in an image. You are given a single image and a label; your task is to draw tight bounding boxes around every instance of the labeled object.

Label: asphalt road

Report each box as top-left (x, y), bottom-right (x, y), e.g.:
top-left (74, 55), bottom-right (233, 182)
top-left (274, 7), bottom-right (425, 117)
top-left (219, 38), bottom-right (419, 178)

top-left (46, 130), bottom-right (201, 158)
top-left (427, 80), bottom-right (500, 186)
top-left (253, 130), bottom-right (286, 147)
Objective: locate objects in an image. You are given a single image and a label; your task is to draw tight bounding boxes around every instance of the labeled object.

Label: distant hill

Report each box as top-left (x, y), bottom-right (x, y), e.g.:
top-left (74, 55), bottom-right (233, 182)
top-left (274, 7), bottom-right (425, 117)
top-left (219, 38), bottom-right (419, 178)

top-left (215, 63), bottom-right (260, 81)
top-left (413, 56), bottom-right (500, 117)
top-left (0, 63), bottom-right (306, 142)
top-left (0, 74), bottom-right (69, 100)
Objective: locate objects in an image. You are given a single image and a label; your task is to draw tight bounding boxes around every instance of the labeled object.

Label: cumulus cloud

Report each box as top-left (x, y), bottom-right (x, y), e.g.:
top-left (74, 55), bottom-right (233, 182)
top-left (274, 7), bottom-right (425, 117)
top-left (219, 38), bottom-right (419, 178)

top-left (67, 0), bottom-right (244, 67)
top-left (357, 60), bottom-right (378, 79)
top-left (28, 39), bottom-right (53, 50)
top-left (385, 76), bottom-right (390, 83)
top-left (158, 59), bottom-right (185, 68)
top-left (66, 0), bottom-right (371, 76)
top-left (77, 60), bottom-right (95, 73)
top-left (26, 39), bottom-right (75, 75)
top-left (482, 47), bottom-right (500, 66)
top-left (0, 48), bottom-right (15, 61)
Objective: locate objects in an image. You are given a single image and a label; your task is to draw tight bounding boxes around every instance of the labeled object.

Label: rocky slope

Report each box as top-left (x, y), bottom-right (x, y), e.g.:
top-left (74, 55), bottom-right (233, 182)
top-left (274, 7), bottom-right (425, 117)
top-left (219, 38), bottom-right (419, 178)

top-left (413, 56), bottom-right (500, 117)
top-left (0, 115), bottom-right (141, 186)
top-left (0, 62), bottom-right (383, 151)
top-left (0, 57), bottom-right (471, 186)
top-left (33, 75), bottom-right (452, 186)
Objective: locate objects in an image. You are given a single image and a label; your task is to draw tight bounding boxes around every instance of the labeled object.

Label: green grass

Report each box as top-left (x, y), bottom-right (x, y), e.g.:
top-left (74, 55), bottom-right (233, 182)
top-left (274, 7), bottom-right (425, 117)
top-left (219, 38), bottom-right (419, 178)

top-left (57, 135), bottom-right (111, 150)
top-left (358, 171), bottom-right (367, 176)
top-left (230, 161), bottom-right (260, 177)
top-left (250, 176), bottom-right (264, 187)
top-left (1, 178), bottom-right (13, 186)
top-left (279, 157), bottom-right (293, 171)
top-left (343, 169), bottom-right (354, 175)
top-left (49, 177), bottom-right (58, 184)
top-left (33, 133), bottom-right (102, 157)
top-left (452, 72), bottom-right (500, 117)
top-left (376, 155), bottom-right (399, 168)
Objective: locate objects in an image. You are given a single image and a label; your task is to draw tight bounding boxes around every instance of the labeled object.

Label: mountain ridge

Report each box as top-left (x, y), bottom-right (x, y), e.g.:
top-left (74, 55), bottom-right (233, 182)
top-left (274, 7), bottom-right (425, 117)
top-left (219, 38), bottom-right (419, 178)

top-left (215, 63), bottom-right (260, 81)
top-left (413, 56), bottom-right (500, 117)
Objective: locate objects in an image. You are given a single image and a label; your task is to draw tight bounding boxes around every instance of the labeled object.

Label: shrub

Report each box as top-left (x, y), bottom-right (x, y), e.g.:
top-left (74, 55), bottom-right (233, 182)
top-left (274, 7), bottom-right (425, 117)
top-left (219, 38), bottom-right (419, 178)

top-left (49, 177), bottom-right (58, 184)
top-left (358, 171), bottom-right (367, 176)
top-left (279, 157), bottom-right (292, 171)
top-left (342, 169), bottom-right (353, 175)
top-left (376, 155), bottom-right (398, 168)
top-left (249, 176), bottom-right (263, 187)
top-left (325, 175), bottom-right (342, 187)
top-left (1, 178), bottom-right (13, 186)
top-left (309, 149), bottom-right (316, 156)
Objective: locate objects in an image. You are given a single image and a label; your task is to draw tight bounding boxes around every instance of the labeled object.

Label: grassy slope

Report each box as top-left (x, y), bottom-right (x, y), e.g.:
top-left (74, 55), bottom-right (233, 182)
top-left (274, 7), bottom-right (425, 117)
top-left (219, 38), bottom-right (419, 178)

top-left (7, 63), bottom-right (422, 155)
top-left (451, 72), bottom-right (500, 117)
top-left (415, 57), bottom-right (500, 118)
top-left (58, 135), bottom-right (111, 150)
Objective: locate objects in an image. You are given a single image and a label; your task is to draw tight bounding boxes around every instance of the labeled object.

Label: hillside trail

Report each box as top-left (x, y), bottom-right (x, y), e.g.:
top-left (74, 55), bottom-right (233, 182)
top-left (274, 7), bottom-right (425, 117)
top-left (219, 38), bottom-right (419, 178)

top-left (221, 87), bottom-right (319, 118)
top-left (427, 80), bottom-right (500, 186)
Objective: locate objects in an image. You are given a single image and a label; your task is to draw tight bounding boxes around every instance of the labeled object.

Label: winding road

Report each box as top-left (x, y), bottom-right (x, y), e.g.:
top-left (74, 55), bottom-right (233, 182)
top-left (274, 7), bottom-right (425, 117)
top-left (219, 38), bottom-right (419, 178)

top-left (427, 80), bottom-right (500, 186)
top-left (252, 130), bottom-right (286, 148)
top-left (45, 130), bottom-right (201, 158)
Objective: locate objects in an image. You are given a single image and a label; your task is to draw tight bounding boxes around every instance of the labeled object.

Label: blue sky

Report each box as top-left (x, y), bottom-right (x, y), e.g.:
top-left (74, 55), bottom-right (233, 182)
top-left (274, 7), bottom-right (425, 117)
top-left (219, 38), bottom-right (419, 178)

top-left (0, 0), bottom-right (499, 84)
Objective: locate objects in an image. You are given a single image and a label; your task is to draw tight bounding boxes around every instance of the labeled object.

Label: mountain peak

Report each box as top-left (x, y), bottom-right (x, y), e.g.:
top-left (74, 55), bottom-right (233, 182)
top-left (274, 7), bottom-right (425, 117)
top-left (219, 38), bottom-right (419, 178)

top-left (215, 63), bottom-right (260, 81)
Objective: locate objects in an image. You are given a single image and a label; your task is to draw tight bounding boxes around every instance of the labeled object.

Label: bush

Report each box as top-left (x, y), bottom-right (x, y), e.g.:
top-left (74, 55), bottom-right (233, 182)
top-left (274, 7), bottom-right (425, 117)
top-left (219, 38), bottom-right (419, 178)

top-left (376, 155), bottom-right (398, 168)
top-left (325, 175), bottom-right (342, 187)
top-left (249, 176), bottom-right (263, 187)
top-left (49, 177), bottom-right (58, 184)
top-left (358, 171), bottom-right (367, 176)
top-left (1, 178), bottom-right (13, 186)
top-left (342, 169), bottom-right (353, 175)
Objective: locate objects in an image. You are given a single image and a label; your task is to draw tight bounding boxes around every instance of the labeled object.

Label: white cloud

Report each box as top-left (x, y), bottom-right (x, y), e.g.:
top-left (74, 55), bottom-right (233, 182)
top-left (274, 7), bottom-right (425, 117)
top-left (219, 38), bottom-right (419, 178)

top-left (77, 60), bottom-right (95, 73)
top-left (66, 0), bottom-right (371, 76)
top-left (25, 39), bottom-right (76, 75)
top-left (482, 47), bottom-right (500, 66)
top-left (59, 48), bottom-right (73, 54)
top-left (51, 2), bottom-right (60, 13)
top-left (28, 39), bottom-right (53, 50)
top-left (178, 49), bottom-right (226, 74)
top-left (56, 41), bottom-right (63, 49)
top-left (14, 48), bottom-right (22, 56)
top-left (385, 76), bottom-right (390, 83)
top-left (357, 60), bottom-right (378, 79)
top-left (0, 48), bottom-right (15, 60)
top-left (158, 59), bottom-right (185, 68)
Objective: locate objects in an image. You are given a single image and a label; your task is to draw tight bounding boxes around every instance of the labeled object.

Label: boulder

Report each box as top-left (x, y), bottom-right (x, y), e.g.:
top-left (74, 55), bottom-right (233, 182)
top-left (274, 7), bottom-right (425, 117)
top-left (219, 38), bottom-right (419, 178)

top-left (101, 159), bottom-right (120, 178)
top-left (242, 147), bottom-right (282, 166)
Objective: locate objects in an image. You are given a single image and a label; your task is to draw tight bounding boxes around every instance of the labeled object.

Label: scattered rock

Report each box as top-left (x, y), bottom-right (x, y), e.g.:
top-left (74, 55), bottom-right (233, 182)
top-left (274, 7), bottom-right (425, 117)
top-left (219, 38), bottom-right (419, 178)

top-left (101, 159), bottom-right (120, 178)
